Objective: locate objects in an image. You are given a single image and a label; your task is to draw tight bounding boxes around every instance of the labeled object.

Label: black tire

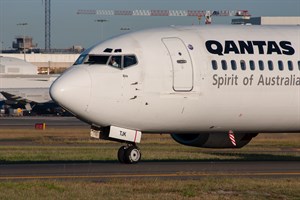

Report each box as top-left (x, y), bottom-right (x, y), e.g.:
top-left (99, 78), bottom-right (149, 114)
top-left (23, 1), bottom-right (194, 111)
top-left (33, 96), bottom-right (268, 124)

top-left (124, 146), bottom-right (141, 164)
top-left (117, 146), bottom-right (127, 164)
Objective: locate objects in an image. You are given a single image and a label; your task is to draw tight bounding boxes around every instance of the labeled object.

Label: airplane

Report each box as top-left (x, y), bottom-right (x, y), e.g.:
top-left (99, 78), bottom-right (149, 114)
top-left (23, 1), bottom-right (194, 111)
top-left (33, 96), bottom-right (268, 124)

top-left (50, 25), bottom-right (300, 164)
top-left (0, 90), bottom-right (65, 115)
top-left (1, 88), bottom-right (50, 107)
top-left (0, 56), bottom-right (61, 115)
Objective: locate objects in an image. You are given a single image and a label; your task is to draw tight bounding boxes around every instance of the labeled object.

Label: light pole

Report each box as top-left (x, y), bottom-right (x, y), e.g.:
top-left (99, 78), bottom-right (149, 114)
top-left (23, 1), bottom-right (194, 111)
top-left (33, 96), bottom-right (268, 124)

top-left (17, 23), bottom-right (28, 61)
top-left (94, 19), bottom-right (108, 41)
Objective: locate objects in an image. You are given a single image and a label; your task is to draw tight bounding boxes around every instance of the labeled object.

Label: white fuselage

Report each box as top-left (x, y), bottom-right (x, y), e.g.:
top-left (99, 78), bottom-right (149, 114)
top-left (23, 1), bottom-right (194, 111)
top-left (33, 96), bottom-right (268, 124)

top-left (50, 25), bottom-right (300, 134)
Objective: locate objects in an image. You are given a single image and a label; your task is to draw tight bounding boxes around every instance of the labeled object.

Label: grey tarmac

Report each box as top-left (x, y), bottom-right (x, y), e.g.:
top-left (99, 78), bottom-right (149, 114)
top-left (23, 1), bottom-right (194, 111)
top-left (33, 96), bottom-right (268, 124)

top-left (0, 116), bottom-right (88, 128)
top-left (0, 161), bottom-right (299, 181)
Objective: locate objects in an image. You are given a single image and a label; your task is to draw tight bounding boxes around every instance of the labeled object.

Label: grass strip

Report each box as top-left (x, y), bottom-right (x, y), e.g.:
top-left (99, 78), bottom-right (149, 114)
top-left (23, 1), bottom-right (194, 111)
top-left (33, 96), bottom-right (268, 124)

top-left (0, 177), bottom-right (299, 200)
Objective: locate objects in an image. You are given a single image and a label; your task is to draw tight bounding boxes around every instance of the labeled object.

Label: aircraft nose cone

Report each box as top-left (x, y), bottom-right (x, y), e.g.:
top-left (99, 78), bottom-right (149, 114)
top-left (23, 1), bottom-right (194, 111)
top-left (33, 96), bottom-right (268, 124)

top-left (50, 67), bottom-right (91, 115)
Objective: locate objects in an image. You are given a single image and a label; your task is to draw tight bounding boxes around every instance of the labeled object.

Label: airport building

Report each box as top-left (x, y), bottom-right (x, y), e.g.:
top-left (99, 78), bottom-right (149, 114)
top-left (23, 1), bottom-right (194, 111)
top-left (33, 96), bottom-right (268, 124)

top-left (12, 36), bottom-right (37, 52)
top-left (232, 16), bottom-right (300, 25)
top-left (1, 36), bottom-right (82, 74)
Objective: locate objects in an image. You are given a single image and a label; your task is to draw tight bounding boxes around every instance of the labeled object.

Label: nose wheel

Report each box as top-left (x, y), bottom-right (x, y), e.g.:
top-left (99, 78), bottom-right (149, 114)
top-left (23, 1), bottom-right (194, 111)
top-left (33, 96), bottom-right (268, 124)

top-left (118, 144), bottom-right (141, 164)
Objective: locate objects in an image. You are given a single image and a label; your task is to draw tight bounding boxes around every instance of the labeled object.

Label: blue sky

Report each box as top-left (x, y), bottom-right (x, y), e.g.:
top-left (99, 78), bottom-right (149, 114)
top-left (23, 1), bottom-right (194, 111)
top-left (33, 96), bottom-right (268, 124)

top-left (0, 0), bottom-right (299, 49)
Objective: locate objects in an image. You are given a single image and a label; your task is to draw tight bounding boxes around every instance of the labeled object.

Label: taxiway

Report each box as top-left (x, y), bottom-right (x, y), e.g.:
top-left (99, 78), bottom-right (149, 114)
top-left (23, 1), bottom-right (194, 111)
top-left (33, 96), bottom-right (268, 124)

top-left (0, 116), bottom-right (88, 128)
top-left (0, 161), bottom-right (299, 181)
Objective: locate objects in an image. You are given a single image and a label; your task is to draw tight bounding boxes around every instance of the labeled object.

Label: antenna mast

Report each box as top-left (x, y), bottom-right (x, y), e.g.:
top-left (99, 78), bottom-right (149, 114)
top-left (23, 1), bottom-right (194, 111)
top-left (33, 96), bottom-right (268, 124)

top-left (45, 0), bottom-right (51, 51)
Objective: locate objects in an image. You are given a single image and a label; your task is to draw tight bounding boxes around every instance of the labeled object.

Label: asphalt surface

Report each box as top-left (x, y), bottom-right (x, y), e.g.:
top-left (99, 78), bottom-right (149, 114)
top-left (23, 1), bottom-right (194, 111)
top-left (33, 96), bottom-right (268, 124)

top-left (0, 161), bottom-right (299, 180)
top-left (0, 116), bottom-right (88, 128)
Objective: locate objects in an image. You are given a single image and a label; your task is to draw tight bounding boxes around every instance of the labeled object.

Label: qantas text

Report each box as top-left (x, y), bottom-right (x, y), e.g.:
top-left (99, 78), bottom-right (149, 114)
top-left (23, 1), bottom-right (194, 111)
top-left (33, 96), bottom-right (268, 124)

top-left (205, 40), bottom-right (295, 56)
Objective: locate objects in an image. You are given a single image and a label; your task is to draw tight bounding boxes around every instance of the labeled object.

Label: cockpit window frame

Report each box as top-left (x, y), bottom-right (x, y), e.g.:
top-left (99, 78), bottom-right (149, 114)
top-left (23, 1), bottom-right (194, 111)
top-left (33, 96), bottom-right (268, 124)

top-left (123, 55), bottom-right (138, 68)
top-left (108, 55), bottom-right (123, 69)
top-left (107, 54), bottom-right (138, 70)
top-left (76, 53), bottom-right (138, 70)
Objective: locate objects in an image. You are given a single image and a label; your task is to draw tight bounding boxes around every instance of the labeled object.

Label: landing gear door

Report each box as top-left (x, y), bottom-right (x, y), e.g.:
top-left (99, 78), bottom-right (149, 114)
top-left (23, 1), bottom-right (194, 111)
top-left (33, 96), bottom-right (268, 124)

top-left (162, 37), bottom-right (194, 92)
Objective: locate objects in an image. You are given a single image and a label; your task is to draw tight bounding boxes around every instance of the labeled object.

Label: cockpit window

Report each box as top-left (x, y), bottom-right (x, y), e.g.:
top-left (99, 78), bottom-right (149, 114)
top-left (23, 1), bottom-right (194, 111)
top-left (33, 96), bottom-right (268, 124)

top-left (124, 55), bottom-right (138, 68)
top-left (74, 54), bottom-right (88, 65)
top-left (75, 53), bottom-right (138, 69)
top-left (109, 56), bottom-right (122, 68)
top-left (104, 48), bottom-right (113, 53)
top-left (108, 55), bottom-right (138, 69)
top-left (84, 55), bottom-right (110, 65)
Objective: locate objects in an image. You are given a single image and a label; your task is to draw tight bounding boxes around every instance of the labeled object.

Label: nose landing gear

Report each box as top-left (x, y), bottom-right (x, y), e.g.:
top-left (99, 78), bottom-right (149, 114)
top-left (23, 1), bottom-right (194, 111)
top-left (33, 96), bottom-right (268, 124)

top-left (118, 144), bottom-right (141, 164)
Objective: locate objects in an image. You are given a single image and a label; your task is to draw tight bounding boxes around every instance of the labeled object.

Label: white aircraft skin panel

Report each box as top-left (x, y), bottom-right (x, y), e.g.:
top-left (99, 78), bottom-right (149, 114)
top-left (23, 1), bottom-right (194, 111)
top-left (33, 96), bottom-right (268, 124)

top-left (50, 67), bottom-right (91, 118)
top-left (87, 66), bottom-right (143, 128)
top-left (50, 25), bottom-right (300, 134)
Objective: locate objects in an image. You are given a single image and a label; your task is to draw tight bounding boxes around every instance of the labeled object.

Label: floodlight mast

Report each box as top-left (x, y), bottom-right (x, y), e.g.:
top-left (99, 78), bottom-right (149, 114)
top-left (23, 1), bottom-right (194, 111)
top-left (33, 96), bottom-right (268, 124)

top-left (44, 0), bottom-right (51, 51)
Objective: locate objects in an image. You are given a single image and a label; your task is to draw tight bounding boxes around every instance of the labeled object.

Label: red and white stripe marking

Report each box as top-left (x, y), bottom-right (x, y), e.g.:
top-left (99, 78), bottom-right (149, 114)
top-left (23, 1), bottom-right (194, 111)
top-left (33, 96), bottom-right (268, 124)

top-left (228, 130), bottom-right (237, 147)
